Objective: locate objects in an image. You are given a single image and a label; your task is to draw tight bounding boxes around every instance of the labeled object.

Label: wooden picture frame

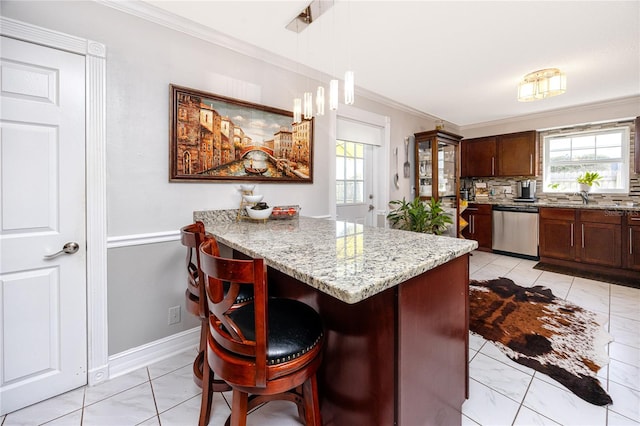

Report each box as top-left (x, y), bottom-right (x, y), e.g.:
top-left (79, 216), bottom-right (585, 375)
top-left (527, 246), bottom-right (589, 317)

top-left (169, 84), bottom-right (313, 182)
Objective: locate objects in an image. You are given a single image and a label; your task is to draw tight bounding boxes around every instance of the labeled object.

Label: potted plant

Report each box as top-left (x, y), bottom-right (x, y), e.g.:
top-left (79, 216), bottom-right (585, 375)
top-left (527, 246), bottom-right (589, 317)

top-left (577, 172), bottom-right (602, 192)
top-left (387, 197), bottom-right (453, 235)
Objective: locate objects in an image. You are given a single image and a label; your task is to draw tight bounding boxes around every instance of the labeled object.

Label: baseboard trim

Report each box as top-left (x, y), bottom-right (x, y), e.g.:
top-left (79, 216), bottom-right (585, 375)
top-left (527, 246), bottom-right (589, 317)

top-left (107, 328), bottom-right (199, 380)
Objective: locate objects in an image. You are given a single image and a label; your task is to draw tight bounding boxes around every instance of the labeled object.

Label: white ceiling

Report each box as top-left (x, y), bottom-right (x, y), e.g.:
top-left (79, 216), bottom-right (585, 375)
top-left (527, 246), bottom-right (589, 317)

top-left (140, 0), bottom-right (640, 127)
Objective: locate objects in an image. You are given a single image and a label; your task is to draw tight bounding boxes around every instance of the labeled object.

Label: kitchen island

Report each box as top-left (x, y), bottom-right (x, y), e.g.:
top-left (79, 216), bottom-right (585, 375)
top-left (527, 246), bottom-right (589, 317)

top-left (194, 211), bottom-right (478, 425)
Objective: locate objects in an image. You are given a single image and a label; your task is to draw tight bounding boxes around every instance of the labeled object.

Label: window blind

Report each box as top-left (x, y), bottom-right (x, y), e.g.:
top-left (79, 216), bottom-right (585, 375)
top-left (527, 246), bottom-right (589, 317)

top-left (336, 116), bottom-right (384, 146)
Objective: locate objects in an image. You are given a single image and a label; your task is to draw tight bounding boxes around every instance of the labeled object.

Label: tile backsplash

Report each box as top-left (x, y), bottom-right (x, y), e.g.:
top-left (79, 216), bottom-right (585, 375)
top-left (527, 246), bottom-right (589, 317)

top-left (464, 119), bottom-right (639, 205)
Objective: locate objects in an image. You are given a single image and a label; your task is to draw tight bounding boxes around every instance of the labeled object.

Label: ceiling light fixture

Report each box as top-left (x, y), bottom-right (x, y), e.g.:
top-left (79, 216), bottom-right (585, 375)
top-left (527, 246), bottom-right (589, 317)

top-left (287, 0), bottom-right (355, 115)
top-left (344, 70), bottom-right (354, 105)
top-left (303, 91), bottom-right (313, 119)
top-left (293, 97), bottom-right (302, 123)
top-left (286, 0), bottom-right (333, 33)
top-left (316, 86), bottom-right (325, 116)
top-left (329, 79), bottom-right (339, 110)
top-left (517, 68), bottom-right (567, 102)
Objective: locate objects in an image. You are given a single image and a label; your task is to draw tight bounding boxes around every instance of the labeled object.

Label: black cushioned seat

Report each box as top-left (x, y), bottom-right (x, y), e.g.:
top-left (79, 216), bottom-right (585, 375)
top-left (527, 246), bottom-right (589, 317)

top-left (223, 282), bottom-right (254, 304)
top-left (228, 298), bottom-right (324, 365)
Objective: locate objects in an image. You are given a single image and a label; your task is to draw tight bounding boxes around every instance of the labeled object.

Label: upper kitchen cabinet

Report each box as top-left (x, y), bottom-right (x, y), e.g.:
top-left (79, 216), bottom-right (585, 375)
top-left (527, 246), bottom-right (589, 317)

top-left (461, 136), bottom-right (496, 177)
top-left (497, 131), bottom-right (538, 176)
top-left (461, 130), bottom-right (538, 177)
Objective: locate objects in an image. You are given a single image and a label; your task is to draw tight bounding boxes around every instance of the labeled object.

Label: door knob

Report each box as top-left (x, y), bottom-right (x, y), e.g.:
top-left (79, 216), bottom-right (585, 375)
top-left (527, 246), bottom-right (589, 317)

top-left (44, 242), bottom-right (79, 259)
top-left (368, 204), bottom-right (375, 211)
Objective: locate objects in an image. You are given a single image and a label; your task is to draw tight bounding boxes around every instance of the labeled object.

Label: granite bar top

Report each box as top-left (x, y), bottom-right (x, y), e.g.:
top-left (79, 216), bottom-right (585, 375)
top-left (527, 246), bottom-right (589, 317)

top-left (468, 199), bottom-right (640, 212)
top-left (193, 212), bottom-right (478, 304)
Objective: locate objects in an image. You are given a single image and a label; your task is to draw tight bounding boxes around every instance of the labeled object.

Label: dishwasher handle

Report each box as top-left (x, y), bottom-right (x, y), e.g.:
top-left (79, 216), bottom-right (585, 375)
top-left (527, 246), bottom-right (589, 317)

top-left (493, 205), bottom-right (539, 213)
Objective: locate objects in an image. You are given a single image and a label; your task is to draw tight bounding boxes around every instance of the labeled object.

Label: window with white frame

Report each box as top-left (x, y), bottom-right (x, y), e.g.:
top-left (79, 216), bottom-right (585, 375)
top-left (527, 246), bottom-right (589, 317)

top-left (543, 126), bottom-right (630, 194)
top-left (336, 140), bottom-right (365, 204)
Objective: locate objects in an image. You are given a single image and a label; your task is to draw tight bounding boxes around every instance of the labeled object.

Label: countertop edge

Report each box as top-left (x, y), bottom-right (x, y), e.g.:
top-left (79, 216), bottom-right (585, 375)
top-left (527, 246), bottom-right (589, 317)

top-left (466, 200), bottom-right (640, 211)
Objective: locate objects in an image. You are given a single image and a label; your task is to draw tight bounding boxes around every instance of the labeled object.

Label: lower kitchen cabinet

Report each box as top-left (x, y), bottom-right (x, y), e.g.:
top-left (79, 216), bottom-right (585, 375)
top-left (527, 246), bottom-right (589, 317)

top-left (540, 207), bottom-right (627, 270)
top-left (462, 204), bottom-right (492, 251)
top-left (578, 210), bottom-right (622, 267)
top-left (539, 208), bottom-right (576, 261)
top-left (625, 213), bottom-right (640, 271)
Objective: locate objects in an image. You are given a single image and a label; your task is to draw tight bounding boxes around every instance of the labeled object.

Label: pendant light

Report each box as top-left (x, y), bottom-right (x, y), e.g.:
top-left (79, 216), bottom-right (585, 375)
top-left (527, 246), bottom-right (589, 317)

top-left (293, 97), bottom-right (302, 123)
top-left (316, 86), bottom-right (325, 116)
top-left (329, 79), bottom-right (339, 110)
top-left (344, 70), bottom-right (354, 105)
top-left (287, 0), bottom-right (354, 116)
top-left (343, 0), bottom-right (355, 105)
top-left (303, 91), bottom-right (313, 119)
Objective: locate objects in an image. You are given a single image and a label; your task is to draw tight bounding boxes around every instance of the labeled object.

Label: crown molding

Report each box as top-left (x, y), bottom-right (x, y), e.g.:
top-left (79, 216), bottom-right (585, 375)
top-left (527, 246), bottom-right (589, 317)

top-left (96, 0), bottom-right (434, 120)
top-left (461, 95), bottom-right (640, 133)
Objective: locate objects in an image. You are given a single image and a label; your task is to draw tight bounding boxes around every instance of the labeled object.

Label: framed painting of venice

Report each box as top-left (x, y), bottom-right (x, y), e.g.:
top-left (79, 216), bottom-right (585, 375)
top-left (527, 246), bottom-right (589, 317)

top-left (169, 85), bottom-right (314, 182)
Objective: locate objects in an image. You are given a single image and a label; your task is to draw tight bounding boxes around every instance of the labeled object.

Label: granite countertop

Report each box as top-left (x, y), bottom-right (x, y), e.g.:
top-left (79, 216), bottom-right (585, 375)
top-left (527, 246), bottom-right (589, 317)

top-left (194, 213), bottom-right (478, 304)
top-left (468, 199), bottom-right (640, 212)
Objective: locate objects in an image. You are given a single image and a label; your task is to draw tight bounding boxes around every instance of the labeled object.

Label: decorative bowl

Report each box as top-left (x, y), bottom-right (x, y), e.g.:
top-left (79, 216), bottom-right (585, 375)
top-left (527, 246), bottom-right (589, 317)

top-left (240, 184), bottom-right (255, 192)
top-left (245, 205), bottom-right (273, 220)
top-left (243, 194), bottom-right (263, 203)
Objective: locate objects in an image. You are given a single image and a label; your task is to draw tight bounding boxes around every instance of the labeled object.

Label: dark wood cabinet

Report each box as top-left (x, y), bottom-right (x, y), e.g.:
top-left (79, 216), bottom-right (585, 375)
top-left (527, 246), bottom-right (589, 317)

top-left (461, 136), bottom-right (496, 177)
top-left (539, 208), bottom-right (576, 260)
top-left (577, 210), bottom-right (622, 268)
top-left (625, 213), bottom-right (640, 271)
top-left (414, 130), bottom-right (462, 236)
top-left (461, 130), bottom-right (538, 177)
top-left (497, 131), bottom-right (538, 176)
top-left (461, 203), bottom-right (492, 251)
top-left (540, 208), bottom-right (623, 268)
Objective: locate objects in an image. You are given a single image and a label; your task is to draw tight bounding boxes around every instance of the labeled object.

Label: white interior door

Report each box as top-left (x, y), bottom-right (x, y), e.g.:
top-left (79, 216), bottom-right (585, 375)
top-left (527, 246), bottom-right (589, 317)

top-left (0, 36), bottom-right (87, 415)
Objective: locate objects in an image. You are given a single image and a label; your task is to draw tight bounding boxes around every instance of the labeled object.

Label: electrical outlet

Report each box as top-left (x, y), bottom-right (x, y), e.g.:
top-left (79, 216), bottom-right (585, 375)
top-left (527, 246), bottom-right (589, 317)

top-left (168, 305), bottom-right (181, 325)
top-left (502, 186), bottom-right (512, 194)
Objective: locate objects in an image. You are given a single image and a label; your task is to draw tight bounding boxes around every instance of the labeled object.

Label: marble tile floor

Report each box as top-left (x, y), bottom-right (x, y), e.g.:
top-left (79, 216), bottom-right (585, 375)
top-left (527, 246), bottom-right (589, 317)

top-left (2, 251), bottom-right (638, 426)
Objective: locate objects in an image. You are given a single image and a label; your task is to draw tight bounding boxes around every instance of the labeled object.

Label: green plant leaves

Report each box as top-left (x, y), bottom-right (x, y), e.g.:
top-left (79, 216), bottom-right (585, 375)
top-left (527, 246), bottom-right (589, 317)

top-left (577, 172), bottom-right (602, 186)
top-left (387, 197), bottom-right (453, 235)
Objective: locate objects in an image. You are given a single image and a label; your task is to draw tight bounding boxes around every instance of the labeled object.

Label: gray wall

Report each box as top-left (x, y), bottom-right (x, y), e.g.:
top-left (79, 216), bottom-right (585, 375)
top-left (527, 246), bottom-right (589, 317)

top-left (107, 242), bottom-right (198, 354)
top-left (1, 1), bottom-right (437, 355)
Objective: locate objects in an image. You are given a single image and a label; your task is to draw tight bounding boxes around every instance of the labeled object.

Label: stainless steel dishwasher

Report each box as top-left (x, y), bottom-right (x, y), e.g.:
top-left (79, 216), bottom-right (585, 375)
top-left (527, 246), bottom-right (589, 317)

top-left (492, 205), bottom-right (539, 260)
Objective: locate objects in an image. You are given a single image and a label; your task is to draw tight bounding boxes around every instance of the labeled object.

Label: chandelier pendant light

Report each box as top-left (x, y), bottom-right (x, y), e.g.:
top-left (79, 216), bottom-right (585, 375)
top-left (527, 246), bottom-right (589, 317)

top-left (344, 70), bottom-right (355, 105)
top-left (293, 97), bottom-right (302, 123)
top-left (329, 79), bottom-right (339, 110)
top-left (316, 86), bottom-right (325, 116)
top-left (303, 91), bottom-right (313, 119)
top-left (518, 68), bottom-right (566, 102)
top-left (287, 0), bottom-right (357, 116)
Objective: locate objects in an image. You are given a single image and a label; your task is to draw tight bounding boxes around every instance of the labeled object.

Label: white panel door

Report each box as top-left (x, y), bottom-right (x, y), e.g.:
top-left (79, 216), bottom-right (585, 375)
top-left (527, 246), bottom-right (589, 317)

top-left (0, 36), bottom-right (87, 415)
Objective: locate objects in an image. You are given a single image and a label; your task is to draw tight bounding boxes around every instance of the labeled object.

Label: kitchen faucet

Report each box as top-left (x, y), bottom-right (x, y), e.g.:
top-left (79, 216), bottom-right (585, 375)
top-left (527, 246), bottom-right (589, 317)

top-left (577, 190), bottom-right (589, 205)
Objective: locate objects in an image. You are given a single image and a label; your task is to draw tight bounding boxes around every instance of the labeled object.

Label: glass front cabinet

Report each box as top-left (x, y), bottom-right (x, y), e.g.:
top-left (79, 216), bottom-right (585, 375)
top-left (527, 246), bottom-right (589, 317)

top-left (414, 130), bottom-right (463, 237)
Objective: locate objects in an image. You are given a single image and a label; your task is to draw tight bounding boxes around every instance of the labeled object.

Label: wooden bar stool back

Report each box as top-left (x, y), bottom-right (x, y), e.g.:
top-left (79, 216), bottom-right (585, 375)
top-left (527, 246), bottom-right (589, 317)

top-left (180, 221), bottom-right (210, 387)
top-left (180, 222), bottom-right (252, 390)
top-left (199, 237), bottom-right (324, 426)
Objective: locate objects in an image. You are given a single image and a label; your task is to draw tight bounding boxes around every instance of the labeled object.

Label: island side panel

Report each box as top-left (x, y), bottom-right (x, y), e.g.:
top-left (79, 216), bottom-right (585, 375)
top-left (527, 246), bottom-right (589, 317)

top-left (267, 267), bottom-right (397, 426)
top-left (397, 254), bottom-right (469, 426)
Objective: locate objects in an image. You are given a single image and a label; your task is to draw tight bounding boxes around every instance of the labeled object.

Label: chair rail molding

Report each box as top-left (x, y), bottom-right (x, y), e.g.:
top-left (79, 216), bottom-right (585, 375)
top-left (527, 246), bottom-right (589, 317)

top-left (1, 16), bottom-right (109, 386)
top-left (107, 231), bottom-right (181, 249)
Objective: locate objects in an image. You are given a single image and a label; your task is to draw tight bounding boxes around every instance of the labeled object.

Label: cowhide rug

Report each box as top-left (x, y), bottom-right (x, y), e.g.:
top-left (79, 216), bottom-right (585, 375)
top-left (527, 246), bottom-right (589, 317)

top-left (469, 277), bottom-right (613, 406)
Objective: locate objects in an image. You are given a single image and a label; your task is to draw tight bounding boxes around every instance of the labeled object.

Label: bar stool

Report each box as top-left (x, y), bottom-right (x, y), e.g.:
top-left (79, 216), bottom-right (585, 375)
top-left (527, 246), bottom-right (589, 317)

top-left (198, 237), bottom-right (324, 426)
top-left (180, 222), bottom-right (252, 389)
